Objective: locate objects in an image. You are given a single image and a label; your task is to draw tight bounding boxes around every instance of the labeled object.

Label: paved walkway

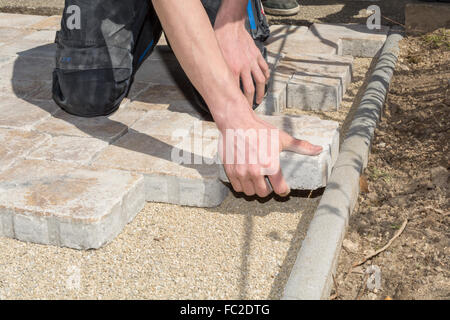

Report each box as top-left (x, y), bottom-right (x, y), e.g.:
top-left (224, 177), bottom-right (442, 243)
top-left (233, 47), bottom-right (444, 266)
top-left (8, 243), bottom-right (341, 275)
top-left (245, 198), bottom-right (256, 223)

top-left (0, 12), bottom-right (384, 298)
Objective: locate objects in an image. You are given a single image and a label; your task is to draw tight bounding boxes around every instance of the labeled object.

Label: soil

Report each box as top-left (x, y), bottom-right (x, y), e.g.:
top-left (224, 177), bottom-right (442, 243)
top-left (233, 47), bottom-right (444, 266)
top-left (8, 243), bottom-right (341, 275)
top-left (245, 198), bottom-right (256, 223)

top-left (332, 29), bottom-right (450, 300)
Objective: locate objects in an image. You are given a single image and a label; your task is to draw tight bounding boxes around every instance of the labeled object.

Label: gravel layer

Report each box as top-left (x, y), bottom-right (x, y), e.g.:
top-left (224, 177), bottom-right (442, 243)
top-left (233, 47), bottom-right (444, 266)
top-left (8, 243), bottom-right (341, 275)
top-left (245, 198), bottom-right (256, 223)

top-left (0, 194), bottom-right (319, 299)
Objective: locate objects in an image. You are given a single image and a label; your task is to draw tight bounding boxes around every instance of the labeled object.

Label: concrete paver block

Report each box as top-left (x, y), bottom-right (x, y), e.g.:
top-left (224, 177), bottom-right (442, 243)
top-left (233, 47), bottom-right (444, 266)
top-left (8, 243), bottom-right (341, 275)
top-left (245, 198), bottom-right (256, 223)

top-left (134, 83), bottom-right (190, 105)
top-left (92, 110), bottom-right (228, 207)
top-left (29, 15), bottom-right (62, 31)
top-left (0, 97), bottom-right (59, 130)
top-left (2, 56), bottom-right (54, 81)
top-left (0, 40), bottom-right (56, 58)
top-left (35, 108), bottom-right (145, 143)
top-left (219, 114), bottom-right (340, 190)
top-left (309, 23), bottom-right (390, 57)
top-left (0, 13), bottom-right (47, 29)
top-left (0, 78), bottom-right (46, 99)
top-left (27, 135), bottom-right (109, 165)
top-left (134, 58), bottom-right (190, 87)
top-left (0, 28), bottom-right (30, 45)
top-left (0, 128), bottom-right (50, 172)
top-left (280, 54), bottom-right (354, 111)
top-left (23, 30), bottom-right (57, 43)
top-left (0, 159), bottom-right (145, 249)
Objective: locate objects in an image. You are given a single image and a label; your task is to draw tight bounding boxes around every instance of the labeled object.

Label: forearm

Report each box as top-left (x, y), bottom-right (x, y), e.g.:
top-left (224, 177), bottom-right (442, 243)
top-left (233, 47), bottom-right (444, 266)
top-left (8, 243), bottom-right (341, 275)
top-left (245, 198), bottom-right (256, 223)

top-left (151, 0), bottom-right (252, 128)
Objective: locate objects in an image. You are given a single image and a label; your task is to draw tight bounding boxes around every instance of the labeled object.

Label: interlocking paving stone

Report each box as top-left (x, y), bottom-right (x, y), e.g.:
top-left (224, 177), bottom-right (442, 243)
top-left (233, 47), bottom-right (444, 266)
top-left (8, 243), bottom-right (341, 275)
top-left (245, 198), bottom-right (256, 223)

top-left (0, 39), bottom-right (56, 58)
top-left (26, 135), bottom-right (109, 165)
top-left (29, 15), bottom-right (61, 31)
top-left (219, 114), bottom-right (340, 190)
top-left (0, 97), bottom-right (59, 130)
top-left (0, 13), bottom-right (46, 29)
top-left (406, 2), bottom-right (450, 35)
top-left (0, 128), bottom-right (50, 172)
top-left (309, 23), bottom-right (390, 57)
top-left (0, 78), bottom-right (45, 98)
top-left (23, 30), bottom-right (57, 43)
top-left (0, 159), bottom-right (145, 249)
top-left (134, 58), bottom-right (190, 86)
top-left (281, 54), bottom-right (354, 111)
top-left (0, 28), bottom-right (30, 45)
top-left (34, 108), bottom-right (145, 143)
top-left (266, 25), bottom-right (342, 57)
top-left (92, 110), bottom-right (228, 208)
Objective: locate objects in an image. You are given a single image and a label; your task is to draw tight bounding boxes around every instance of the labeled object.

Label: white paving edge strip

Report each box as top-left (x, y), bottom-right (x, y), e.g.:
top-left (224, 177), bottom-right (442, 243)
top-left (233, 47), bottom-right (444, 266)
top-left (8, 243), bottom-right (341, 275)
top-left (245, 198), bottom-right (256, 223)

top-left (282, 27), bottom-right (404, 300)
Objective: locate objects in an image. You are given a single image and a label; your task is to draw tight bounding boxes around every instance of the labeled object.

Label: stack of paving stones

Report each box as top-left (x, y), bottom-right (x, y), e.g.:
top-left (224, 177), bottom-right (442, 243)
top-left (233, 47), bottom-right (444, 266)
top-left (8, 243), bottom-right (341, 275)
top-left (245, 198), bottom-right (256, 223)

top-left (0, 13), bottom-right (388, 249)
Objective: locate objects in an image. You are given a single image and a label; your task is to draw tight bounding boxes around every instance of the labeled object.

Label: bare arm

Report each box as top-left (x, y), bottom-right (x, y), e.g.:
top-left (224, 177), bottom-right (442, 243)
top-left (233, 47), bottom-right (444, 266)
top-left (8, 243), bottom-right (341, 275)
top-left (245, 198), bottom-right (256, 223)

top-left (151, 0), bottom-right (322, 197)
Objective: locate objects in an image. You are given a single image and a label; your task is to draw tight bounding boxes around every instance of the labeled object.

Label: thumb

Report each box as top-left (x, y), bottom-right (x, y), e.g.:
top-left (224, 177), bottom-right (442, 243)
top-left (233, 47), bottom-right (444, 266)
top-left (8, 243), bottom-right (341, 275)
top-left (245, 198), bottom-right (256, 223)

top-left (280, 131), bottom-right (323, 156)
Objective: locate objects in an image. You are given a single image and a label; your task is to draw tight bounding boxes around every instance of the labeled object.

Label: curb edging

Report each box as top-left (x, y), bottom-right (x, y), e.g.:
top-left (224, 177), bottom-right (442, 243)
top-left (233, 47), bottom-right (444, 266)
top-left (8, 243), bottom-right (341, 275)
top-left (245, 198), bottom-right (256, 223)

top-left (282, 27), bottom-right (404, 300)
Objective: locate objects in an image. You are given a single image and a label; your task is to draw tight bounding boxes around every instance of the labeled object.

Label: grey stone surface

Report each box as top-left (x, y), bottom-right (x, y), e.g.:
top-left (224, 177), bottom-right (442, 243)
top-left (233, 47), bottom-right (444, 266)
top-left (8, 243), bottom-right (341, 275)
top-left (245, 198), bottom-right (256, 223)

top-left (309, 23), bottom-right (390, 57)
top-left (218, 114), bottom-right (340, 190)
top-left (0, 159), bottom-right (145, 249)
top-left (91, 110), bottom-right (228, 208)
top-left (34, 108), bottom-right (145, 143)
top-left (0, 127), bottom-right (50, 171)
top-left (26, 135), bottom-right (109, 165)
top-left (0, 12), bottom-right (46, 28)
top-left (0, 97), bottom-right (58, 130)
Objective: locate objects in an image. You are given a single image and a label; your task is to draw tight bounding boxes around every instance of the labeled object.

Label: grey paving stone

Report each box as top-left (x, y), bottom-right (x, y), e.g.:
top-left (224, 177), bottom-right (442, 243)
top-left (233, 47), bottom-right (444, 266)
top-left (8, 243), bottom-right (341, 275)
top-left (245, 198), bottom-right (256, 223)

top-left (309, 23), bottom-right (390, 57)
top-left (1, 56), bottom-right (54, 81)
top-left (0, 159), bottom-right (145, 249)
top-left (0, 13), bottom-right (46, 29)
top-left (405, 2), bottom-right (450, 35)
top-left (26, 135), bottom-right (109, 165)
top-left (0, 97), bottom-right (59, 130)
top-left (281, 54), bottom-right (354, 111)
top-left (34, 107), bottom-right (145, 143)
top-left (218, 114), bottom-right (340, 190)
top-left (0, 27), bottom-right (30, 45)
top-left (266, 25), bottom-right (342, 57)
top-left (91, 110), bottom-right (228, 208)
top-left (0, 39), bottom-right (56, 58)
top-left (0, 128), bottom-right (50, 172)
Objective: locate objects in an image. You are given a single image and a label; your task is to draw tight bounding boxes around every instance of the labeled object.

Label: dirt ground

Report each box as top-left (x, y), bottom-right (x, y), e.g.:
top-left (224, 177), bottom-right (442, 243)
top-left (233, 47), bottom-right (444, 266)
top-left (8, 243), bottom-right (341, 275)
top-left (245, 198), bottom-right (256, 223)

top-left (331, 29), bottom-right (450, 300)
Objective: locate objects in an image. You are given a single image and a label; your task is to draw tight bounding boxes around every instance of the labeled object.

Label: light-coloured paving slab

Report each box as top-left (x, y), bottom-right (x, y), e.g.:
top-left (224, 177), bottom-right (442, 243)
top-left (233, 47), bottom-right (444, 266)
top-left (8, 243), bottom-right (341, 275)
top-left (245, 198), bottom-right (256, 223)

top-left (0, 97), bottom-right (59, 130)
top-left (0, 128), bottom-right (49, 172)
top-left (0, 13), bottom-right (46, 29)
top-left (405, 2), bottom-right (450, 35)
top-left (282, 54), bottom-right (354, 111)
top-left (309, 23), bottom-right (390, 57)
top-left (0, 159), bottom-right (145, 249)
top-left (1, 56), bottom-right (54, 81)
top-left (34, 107), bottom-right (145, 143)
top-left (26, 135), bottom-right (109, 165)
top-left (266, 25), bottom-right (342, 57)
top-left (29, 15), bottom-right (61, 31)
top-left (218, 114), bottom-right (340, 190)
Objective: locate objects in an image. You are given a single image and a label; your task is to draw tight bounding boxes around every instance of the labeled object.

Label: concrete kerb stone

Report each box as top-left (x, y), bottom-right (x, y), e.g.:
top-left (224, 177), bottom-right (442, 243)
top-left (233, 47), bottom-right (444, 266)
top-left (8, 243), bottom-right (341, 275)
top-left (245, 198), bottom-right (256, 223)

top-left (0, 159), bottom-right (146, 249)
top-left (282, 28), bottom-right (403, 300)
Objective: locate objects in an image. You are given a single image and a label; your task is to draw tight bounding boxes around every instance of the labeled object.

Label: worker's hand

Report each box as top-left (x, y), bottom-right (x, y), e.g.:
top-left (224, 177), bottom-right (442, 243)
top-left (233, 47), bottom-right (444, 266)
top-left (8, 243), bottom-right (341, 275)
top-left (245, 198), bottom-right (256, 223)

top-left (214, 8), bottom-right (270, 107)
top-left (217, 101), bottom-right (323, 197)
